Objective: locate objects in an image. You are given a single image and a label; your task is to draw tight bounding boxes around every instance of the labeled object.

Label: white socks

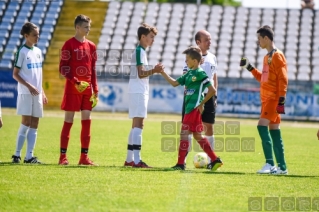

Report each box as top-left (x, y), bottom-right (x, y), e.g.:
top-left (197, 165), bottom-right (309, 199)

top-left (132, 127), bottom-right (142, 165)
top-left (26, 128), bottom-right (38, 160)
top-left (15, 124), bottom-right (29, 157)
top-left (126, 129), bottom-right (134, 162)
top-left (206, 135), bottom-right (215, 163)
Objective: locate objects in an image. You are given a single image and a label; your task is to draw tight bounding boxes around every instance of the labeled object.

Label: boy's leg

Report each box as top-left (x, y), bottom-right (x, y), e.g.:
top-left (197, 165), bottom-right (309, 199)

top-left (24, 95), bottom-right (44, 164)
top-left (124, 127), bottom-right (134, 165)
top-left (60, 94), bottom-right (80, 164)
top-left (25, 117), bottom-right (39, 162)
top-left (14, 94), bottom-right (32, 162)
top-left (13, 115), bottom-right (31, 163)
top-left (79, 109), bottom-right (96, 165)
top-left (129, 93), bottom-right (150, 168)
top-left (59, 111), bottom-right (74, 165)
top-left (202, 95), bottom-right (216, 163)
top-left (269, 121), bottom-right (287, 172)
top-left (175, 130), bottom-right (191, 165)
top-left (257, 101), bottom-right (279, 173)
top-left (193, 132), bottom-right (217, 162)
top-left (132, 117), bottom-right (144, 165)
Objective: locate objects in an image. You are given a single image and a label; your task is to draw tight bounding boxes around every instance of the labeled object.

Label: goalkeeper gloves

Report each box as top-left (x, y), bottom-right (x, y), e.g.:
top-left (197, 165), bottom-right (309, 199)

top-left (90, 93), bottom-right (98, 108)
top-left (75, 81), bottom-right (89, 93)
top-left (240, 57), bottom-right (254, 72)
top-left (276, 97), bottom-right (285, 114)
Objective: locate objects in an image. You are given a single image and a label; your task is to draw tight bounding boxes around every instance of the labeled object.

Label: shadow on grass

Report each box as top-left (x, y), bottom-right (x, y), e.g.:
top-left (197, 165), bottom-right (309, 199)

top-left (1, 162), bottom-right (318, 178)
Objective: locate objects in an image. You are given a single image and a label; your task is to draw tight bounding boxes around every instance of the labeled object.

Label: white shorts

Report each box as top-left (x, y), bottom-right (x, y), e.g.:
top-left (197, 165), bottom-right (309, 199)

top-left (17, 94), bottom-right (43, 118)
top-left (129, 93), bottom-right (149, 119)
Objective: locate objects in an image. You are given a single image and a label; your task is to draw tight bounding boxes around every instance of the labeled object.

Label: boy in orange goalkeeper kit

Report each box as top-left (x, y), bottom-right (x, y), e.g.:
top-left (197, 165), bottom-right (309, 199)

top-left (240, 25), bottom-right (288, 175)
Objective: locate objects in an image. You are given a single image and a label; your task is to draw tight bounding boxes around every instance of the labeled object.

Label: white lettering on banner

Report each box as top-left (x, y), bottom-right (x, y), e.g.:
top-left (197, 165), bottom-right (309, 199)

top-left (0, 83), bottom-right (17, 90)
top-left (0, 92), bottom-right (14, 98)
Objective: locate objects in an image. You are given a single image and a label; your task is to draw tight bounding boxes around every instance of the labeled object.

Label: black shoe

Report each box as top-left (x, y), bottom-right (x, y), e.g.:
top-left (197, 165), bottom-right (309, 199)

top-left (24, 157), bottom-right (43, 164)
top-left (12, 155), bottom-right (21, 163)
top-left (207, 157), bottom-right (223, 171)
top-left (170, 164), bottom-right (185, 170)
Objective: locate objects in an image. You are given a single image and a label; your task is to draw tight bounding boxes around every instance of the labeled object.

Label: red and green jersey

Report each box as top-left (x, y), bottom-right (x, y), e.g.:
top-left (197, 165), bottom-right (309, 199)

top-left (177, 67), bottom-right (211, 114)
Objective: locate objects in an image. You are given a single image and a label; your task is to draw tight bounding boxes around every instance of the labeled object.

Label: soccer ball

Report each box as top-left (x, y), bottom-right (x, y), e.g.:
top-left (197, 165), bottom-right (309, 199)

top-left (193, 152), bottom-right (208, 168)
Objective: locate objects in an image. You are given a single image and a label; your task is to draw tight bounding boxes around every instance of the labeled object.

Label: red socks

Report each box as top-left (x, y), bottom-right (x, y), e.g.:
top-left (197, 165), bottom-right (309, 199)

top-left (60, 121), bottom-right (73, 152)
top-left (198, 138), bottom-right (217, 161)
top-left (177, 140), bottom-right (189, 164)
top-left (81, 119), bottom-right (91, 149)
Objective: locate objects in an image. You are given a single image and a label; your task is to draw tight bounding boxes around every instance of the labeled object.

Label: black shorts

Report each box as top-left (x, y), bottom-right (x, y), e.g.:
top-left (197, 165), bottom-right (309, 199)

top-left (181, 95), bottom-right (216, 124)
top-left (202, 95), bottom-right (216, 124)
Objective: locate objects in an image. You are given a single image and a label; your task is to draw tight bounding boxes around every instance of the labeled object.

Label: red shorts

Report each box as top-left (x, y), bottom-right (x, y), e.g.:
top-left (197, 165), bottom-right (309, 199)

top-left (61, 94), bottom-right (92, 111)
top-left (260, 100), bottom-right (281, 124)
top-left (182, 109), bottom-right (203, 132)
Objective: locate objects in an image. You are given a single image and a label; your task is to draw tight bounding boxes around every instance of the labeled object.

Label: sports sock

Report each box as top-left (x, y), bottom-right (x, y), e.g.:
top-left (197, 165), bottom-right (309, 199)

top-left (177, 140), bottom-right (189, 165)
top-left (26, 128), bottom-right (37, 160)
top-left (126, 128), bottom-right (134, 162)
top-left (60, 121), bottom-right (73, 154)
top-left (81, 119), bottom-right (91, 154)
top-left (184, 134), bottom-right (192, 164)
top-left (132, 127), bottom-right (142, 164)
top-left (15, 124), bottom-right (29, 156)
top-left (257, 126), bottom-right (274, 166)
top-left (270, 129), bottom-right (287, 171)
top-left (206, 135), bottom-right (215, 163)
top-left (197, 138), bottom-right (217, 162)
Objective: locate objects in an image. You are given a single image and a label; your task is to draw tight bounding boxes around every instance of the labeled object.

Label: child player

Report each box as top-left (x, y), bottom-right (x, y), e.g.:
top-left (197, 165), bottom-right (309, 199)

top-left (160, 46), bottom-right (223, 171)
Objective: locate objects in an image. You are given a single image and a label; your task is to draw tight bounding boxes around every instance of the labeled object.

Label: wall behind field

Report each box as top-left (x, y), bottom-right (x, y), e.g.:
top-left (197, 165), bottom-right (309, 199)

top-left (95, 77), bottom-right (319, 121)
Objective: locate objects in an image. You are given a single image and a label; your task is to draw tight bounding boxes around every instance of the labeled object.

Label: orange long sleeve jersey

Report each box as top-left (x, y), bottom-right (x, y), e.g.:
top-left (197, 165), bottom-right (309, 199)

top-left (251, 50), bottom-right (288, 102)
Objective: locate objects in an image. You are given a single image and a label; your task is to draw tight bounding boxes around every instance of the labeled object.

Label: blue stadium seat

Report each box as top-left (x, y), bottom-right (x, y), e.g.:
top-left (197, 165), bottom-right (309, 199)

top-left (0, 59), bottom-right (13, 69)
top-left (0, 22), bottom-right (12, 31)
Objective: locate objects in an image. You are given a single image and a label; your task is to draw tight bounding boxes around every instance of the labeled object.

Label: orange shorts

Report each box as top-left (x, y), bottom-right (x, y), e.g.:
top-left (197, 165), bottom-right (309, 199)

top-left (182, 109), bottom-right (203, 132)
top-left (260, 100), bottom-right (281, 124)
top-left (61, 94), bottom-right (92, 111)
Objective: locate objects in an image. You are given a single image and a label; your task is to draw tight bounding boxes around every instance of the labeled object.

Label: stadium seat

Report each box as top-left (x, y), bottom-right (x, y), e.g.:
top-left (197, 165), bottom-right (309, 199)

top-left (296, 72), bottom-right (309, 81)
top-left (0, 59), bottom-right (13, 69)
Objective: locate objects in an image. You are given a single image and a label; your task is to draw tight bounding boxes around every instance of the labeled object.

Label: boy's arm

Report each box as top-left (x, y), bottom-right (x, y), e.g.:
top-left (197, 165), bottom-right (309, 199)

top-left (161, 71), bottom-right (180, 87)
top-left (273, 54), bottom-right (288, 97)
top-left (91, 45), bottom-right (98, 94)
top-left (200, 84), bottom-right (216, 106)
top-left (13, 67), bottom-right (39, 96)
top-left (240, 57), bottom-right (262, 82)
top-left (196, 84), bottom-right (216, 114)
top-left (137, 64), bottom-right (163, 79)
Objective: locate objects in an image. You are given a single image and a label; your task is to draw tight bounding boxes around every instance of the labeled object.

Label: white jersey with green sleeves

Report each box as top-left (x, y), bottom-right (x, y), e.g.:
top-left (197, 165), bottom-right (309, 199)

top-left (182, 51), bottom-right (218, 93)
top-left (14, 45), bottom-right (43, 94)
top-left (128, 45), bottom-right (149, 94)
top-left (177, 67), bottom-right (211, 114)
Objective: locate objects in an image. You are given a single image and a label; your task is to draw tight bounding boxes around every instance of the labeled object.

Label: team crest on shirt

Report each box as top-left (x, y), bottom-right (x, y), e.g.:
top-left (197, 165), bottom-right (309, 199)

top-left (191, 76), bottom-right (196, 82)
top-left (36, 54), bottom-right (40, 59)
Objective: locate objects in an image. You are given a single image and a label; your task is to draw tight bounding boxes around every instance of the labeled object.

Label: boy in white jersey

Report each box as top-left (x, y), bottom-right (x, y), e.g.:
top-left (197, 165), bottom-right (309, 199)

top-left (160, 46), bottom-right (223, 171)
top-left (12, 22), bottom-right (48, 164)
top-left (124, 23), bottom-right (164, 168)
top-left (182, 30), bottom-right (218, 164)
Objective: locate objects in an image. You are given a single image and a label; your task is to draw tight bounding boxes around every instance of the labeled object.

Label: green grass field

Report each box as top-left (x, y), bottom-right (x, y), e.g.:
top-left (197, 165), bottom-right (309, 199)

top-left (1, 108), bottom-right (319, 212)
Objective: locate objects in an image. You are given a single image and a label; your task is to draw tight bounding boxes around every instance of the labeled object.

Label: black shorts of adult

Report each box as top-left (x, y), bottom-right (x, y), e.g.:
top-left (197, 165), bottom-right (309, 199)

top-left (181, 94), bottom-right (216, 124)
top-left (201, 94), bottom-right (216, 124)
